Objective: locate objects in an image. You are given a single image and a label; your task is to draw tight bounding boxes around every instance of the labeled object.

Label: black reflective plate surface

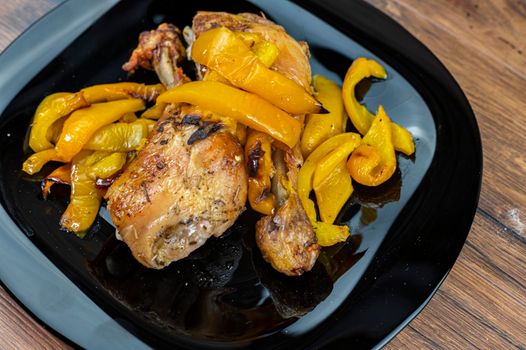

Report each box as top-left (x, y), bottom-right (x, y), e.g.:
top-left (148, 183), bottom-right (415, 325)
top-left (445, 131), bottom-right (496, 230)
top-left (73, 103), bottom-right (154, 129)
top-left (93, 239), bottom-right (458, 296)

top-left (0, 0), bottom-right (481, 349)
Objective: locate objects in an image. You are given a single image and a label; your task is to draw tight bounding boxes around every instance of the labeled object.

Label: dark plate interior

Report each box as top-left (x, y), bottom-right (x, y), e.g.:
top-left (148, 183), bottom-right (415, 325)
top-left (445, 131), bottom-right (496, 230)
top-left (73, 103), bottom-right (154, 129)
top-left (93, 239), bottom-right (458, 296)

top-left (0, 0), bottom-right (481, 349)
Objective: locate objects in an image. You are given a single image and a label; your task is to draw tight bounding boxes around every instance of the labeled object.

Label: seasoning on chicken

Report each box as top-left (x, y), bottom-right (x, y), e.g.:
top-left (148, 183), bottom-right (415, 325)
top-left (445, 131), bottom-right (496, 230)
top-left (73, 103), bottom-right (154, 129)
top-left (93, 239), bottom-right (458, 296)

top-left (106, 106), bottom-right (247, 268)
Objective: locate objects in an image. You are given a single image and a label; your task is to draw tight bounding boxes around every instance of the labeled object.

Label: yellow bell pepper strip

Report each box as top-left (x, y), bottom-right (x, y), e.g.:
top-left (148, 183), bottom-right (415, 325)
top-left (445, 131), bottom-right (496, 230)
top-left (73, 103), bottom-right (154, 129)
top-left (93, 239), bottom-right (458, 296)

top-left (245, 129), bottom-right (276, 215)
top-left (41, 163), bottom-right (71, 199)
top-left (311, 135), bottom-right (360, 225)
top-left (202, 34), bottom-right (278, 83)
top-left (191, 27), bottom-right (323, 115)
top-left (347, 106), bottom-right (396, 186)
top-left (201, 35), bottom-right (279, 142)
top-left (157, 81), bottom-right (302, 148)
top-left (47, 116), bottom-right (67, 145)
top-left (141, 103), bottom-right (167, 120)
top-left (60, 151), bottom-right (126, 234)
top-left (84, 119), bottom-right (150, 152)
top-left (312, 139), bottom-right (360, 189)
top-left (81, 82), bottom-right (165, 103)
top-left (60, 152), bottom-right (101, 234)
top-left (342, 57), bottom-right (415, 155)
top-left (55, 99), bottom-right (145, 162)
top-left (252, 40), bottom-right (280, 68)
top-left (203, 69), bottom-right (231, 84)
top-left (119, 112), bottom-right (137, 123)
top-left (314, 160), bottom-right (353, 225)
top-left (298, 132), bottom-right (361, 246)
top-left (314, 216), bottom-right (351, 247)
top-left (29, 92), bottom-right (89, 152)
top-left (301, 75), bottom-right (347, 158)
top-left (89, 152), bottom-right (127, 178)
top-left (22, 149), bottom-right (61, 175)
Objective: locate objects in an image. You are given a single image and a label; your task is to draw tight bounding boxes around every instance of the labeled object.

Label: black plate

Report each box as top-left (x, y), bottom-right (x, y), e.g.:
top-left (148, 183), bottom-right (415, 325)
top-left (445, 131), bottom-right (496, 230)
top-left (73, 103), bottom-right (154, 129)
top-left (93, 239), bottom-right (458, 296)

top-left (0, 0), bottom-right (482, 349)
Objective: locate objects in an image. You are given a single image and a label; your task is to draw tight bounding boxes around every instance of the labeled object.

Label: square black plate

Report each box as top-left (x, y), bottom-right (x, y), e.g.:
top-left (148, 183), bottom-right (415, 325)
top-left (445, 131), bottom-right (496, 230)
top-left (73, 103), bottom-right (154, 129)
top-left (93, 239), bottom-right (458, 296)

top-left (0, 0), bottom-right (482, 349)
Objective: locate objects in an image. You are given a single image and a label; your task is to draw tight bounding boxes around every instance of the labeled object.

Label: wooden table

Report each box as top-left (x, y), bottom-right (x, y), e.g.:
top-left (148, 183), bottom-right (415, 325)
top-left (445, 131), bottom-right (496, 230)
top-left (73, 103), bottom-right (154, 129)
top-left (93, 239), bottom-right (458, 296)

top-left (1, 0), bottom-right (525, 349)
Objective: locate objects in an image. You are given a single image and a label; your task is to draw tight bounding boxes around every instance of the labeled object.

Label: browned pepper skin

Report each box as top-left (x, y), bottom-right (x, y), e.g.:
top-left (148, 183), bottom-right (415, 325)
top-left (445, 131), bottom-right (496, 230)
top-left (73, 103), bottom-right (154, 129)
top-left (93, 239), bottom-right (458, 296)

top-left (245, 129), bottom-right (276, 215)
top-left (41, 164), bottom-right (71, 199)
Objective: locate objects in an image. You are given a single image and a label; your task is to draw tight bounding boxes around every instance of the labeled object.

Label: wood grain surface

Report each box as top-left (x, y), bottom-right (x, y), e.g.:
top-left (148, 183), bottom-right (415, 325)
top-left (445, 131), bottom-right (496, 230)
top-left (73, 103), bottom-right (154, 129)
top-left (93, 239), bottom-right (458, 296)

top-left (0, 0), bottom-right (525, 349)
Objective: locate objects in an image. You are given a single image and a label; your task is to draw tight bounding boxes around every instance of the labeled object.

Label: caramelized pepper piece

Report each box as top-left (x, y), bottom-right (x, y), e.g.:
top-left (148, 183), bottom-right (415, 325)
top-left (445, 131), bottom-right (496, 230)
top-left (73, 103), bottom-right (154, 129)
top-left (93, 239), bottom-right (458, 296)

top-left (55, 99), bottom-right (145, 162)
top-left (41, 163), bottom-right (71, 199)
top-left (192, 27), bottom-right (322, 115)
top-left (60, 151), bottom-right (126, 234)
top-left (81, 82), bottom-right (165, 103)
top-left (157, 81), bottom-right (301, 148)
top-left (342, 58), bottom-right (414, 155)
top-left (301, 75), bottom-right (347, 158)
top-left (29, 92), bottom-right (89, 152)
top-left (347, 106), bottom-right (396, 186)
top-left (298, 133), bottom-right (361, 246)
top-left (245, 130), bottom-right (276, 215)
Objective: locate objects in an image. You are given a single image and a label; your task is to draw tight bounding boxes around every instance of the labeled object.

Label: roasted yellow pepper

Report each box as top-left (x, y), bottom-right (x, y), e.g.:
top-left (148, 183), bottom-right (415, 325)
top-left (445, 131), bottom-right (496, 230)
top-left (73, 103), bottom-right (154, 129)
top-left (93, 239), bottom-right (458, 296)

top-left (347, 106), bottom-right (396, 186)
top-left (141, 103), bottom-right (167, 119)
top-left (203, 33), bottom-right (278, 82)
top-left (60, 151), bottom-right (126, 234)
top-left (342, 58), bottom-right (414, 155)
top-left (251, 40), bottom-right (280, 68)
top-left (192, 27), bottom-right (322, 115)
top-left (245, 129), bottom-right (276, 215)
top-left (298, 132), bottom-right (361, 246)
top-left (42, 163), bottom-right (71, 199)
top-left (29, 92), bottom-right (89, 152)
top-left (312, 140), bottom-right (359, 189)
top-left (312, 137), bottom-right (360, 224)
top-left (55, 99), bottom-right (145, 162)
top-left (22, 149), bottom-right (60, 175)
top-left (301, 75), bottom-right (347, 158)
top-left (84, 119), bottom-right (152, 152)
top-left (81, 82), bottom-right (165, 103)
top-left (314, 160), bottom-right (353, 225)
top-left (157, 81), bottom-right (302, 148)
top-left (201, 35), bottom-right (278, 146)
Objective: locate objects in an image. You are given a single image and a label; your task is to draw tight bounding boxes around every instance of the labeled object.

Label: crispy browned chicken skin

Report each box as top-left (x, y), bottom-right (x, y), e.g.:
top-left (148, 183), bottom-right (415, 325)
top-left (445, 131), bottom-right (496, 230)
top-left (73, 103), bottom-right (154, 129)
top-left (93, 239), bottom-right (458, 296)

top-left (106, 108), bottom-right (247, 269)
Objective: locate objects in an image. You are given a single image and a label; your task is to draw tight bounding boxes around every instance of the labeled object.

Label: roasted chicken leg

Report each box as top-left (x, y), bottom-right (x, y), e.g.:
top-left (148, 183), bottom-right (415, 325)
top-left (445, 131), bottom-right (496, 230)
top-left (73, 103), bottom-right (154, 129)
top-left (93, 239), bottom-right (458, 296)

top-left (107, 25), bottom-right (247, 269)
